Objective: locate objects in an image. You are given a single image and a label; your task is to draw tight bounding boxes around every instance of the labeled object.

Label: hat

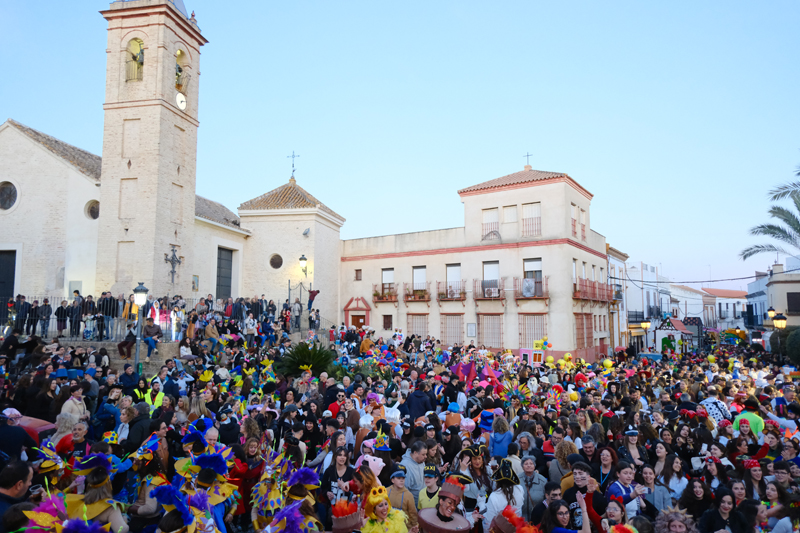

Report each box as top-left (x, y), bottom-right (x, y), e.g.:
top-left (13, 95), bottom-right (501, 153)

top-left (124, 363), bottom-right (132, 370)
top-left (364, 486), bottom-right (392, 520)
top-left (567, 454), bottom-right (584, 466)
top-left (56, 368), bottom-right (68, 378)
top-left (425, 424), bottom-right (435, 432)
top-left (718, 419), bottom-right (732, 428)
top-left (375, 431), bottom-right (391, 451)
top-left (424, 464), bottom-right (438, 478)
top-left (282, 404), bottom-right (299, 414)
top-left (462, 443), bottom-right (486, 458)
top-left (743, 398), bottom-right (759, 411)
top-left (489, 506), bottom-right (527, 533)
top-left (439, 475), bottom-right (467, 502)
top-left (624, 429), bottom-right (639, 437)
top-left (742, 459), bottom-right (760, 469)
top-left (491, 458), bottom-right (519, 484)
top-left (391, 465), bottom-right (407, 479)
top-left (86, 368), bottom-right (96, 377)
top-left (427, 371), bottom-right (435, 377)
top-left (322, 410), bottom-right (333, 418)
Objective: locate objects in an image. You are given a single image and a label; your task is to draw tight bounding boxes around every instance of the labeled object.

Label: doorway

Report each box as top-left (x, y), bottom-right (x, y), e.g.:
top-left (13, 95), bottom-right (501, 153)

top-left (215, 248), bottom-right (232, 300)
top-left (351, 314), bottom-right (365, 328)
top-left (0, 251), bottom-right (15, 299)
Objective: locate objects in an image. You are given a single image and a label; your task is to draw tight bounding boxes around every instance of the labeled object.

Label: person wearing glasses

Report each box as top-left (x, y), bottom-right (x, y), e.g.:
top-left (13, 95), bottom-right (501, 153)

top-left (329, 391), bottom-right (347, 417)
top-left (539, 492), bottom-right (590, 533)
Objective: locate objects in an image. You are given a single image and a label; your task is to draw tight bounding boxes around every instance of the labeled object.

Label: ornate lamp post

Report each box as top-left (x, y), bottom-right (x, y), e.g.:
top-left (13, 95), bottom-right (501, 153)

top-left (132, 282), bottom-right (149, 369)
top-left (640, 319), bottom-right (652, 351)
top-left (774, 313), bottom-right (787, 330)
top-left (299, 255), bottom-right (308, 278)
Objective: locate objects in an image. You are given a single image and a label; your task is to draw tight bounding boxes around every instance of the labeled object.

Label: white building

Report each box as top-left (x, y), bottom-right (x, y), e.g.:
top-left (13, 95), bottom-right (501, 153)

top-left (607, 246), bottom-right (629, 353)
top-left (702, 289), bottom-right (747, 333)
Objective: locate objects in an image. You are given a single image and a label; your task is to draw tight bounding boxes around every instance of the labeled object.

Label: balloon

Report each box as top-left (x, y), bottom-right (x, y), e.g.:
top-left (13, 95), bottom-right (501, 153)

top-left (547, 345), bottom-right (554, 350)
top-left (603, 359), bottom-right (613, 369)
top-left (542, 336), bottom-right (548, 342)
top-left (545, 355), bottom-right (554, 364)
top-left (569, 392), bottom-right (579, 402)
top-left (708, 356), bottom-right (716, 363)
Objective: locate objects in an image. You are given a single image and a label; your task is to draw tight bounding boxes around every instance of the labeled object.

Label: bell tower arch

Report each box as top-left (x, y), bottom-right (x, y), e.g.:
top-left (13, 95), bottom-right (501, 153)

top-left (95, 0), bottom-right (207, 296)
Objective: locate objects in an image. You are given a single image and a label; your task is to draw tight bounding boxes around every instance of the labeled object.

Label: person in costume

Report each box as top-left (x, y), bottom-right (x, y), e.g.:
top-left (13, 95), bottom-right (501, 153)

top-left (180, 453), bottom-right (239, 532)
top-left (458, 444), bottom-right (491, 513)
top-left (331, 499), bottom-right (364, 533)
top-left (487, 505), bottom-right (538, 533)
top-left (230, 437), bottom-right (265, 533)
top-left (64, 454), bottom-right (129, 533)
top-left (250, 451), bottom-right (292, 533)
top-left (363, 485), bottom-right (413, 533)
top-left (417, 475), bottom-right (470, 533)
top-left (539, 492), bottom-right (591, 533)
top-left (654, 505), bottom-right (699, 533)
top-left (418, 464), bottom-right (440, 510)
top-left (151, 482), bottom-right (218, 533)
top-left (128, 431), bottom-right (168, 531)
top-left (481, 458), bottom-right (524, 533)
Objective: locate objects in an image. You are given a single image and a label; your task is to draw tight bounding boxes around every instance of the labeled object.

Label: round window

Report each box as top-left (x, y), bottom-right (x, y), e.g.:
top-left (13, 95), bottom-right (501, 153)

top-left (270, 254), bottom-right (283, 269)
top-left (0, 182), bottom-right (18, 210)
top-left (85, 200), bottom-right (100, 220)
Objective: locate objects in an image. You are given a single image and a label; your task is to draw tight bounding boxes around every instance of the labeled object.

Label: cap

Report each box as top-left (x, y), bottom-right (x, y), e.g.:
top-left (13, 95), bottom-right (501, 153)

top-left (86, 368), bottom-right (96, 377)
top-left (124, 364), bottom-right (132, 371)
top-left (391, 465), bottom-right (407, 479)
top-left (427, 371), bottom-right (435, 377)
top-left (425, 424), bottom-right (435, 431)
top-left (2, 408), bottom-right (22, 420)
top-left (424, 464), bottom-right (438, 478)
top-left (624, 429), bottom-right (639, 436)
top-left (567, 453), bottom-right (584, 466)
top-left (322, 410), bottom-right (333, 418)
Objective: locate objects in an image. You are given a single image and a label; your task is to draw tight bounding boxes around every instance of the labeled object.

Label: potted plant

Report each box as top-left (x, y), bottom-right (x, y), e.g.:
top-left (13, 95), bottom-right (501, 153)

top-left (459, 290), bottom-right (467, 299)
top-left (438, 292), bottom-right (447, 300)
top-left (373, 289), bottom-right (380, 299)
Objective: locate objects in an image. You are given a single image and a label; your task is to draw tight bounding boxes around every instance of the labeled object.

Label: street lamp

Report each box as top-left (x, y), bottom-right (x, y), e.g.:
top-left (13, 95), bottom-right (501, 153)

top-left (640, 319), bottom-right (651, 351)
top-left (774, 313), bottom-right (787, 330)
top-left (299, 255), bottom-right (308, 278)
top-left (768, 306), bottom-right (776, 319)
top-left (132, 282), bottom-right (149, 369)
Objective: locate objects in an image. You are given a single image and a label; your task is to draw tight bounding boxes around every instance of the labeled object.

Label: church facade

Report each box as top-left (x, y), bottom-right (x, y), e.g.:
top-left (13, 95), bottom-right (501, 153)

top-left (0, 0), bottom-right (619, 357)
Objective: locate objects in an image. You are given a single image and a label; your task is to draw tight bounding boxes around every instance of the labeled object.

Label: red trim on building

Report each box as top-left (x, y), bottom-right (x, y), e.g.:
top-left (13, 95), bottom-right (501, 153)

top-left (341, 238), bottom-right (606, 262)
top-left (343, 297), bottom-right (371, 327)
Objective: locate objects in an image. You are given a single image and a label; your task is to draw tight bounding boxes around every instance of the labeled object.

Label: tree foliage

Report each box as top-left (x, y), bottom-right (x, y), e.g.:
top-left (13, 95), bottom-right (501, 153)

top-left (274, 343), bottom-right (336, 378)
top-left (739, 193), bottom-right (800, 260)
top-left (787, 329), bottom-right (800, 365)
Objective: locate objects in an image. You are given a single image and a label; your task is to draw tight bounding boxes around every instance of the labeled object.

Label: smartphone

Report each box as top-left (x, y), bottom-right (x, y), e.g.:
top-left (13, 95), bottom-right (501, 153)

top-left (701, 443), bottom-right (708, 454)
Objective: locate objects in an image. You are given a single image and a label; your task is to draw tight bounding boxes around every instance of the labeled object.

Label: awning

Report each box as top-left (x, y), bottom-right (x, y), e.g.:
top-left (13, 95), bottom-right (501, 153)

top-left (670, 318), bottom-right (694, 336)
top-left (629, 329), bottom-right (644, 337)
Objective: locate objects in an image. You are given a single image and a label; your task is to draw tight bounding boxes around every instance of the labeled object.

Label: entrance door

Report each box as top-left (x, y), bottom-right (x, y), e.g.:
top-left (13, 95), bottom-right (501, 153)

top-left (351, 315), bottom-right (365, 328)
top-left (215, 248), bottom-right (232, 300)
top-left (0, 251), bottom-right (15, 299)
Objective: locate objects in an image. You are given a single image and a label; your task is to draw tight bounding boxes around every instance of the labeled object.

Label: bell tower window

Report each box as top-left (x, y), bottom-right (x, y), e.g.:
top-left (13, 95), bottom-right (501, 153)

top-left (126, 39), bottom-right (144, 81)
top-left (175, 49), bottom-right (190, 91)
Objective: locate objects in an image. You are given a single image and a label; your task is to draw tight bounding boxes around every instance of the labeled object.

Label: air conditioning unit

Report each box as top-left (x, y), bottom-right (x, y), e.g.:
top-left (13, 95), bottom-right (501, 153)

top-left (485, 288), bottom-right (500, 298)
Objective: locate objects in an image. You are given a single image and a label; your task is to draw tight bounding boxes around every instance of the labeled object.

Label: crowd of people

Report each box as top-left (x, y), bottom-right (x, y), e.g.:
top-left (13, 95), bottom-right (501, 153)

top-left (0, 306), bottom-right (797, 533)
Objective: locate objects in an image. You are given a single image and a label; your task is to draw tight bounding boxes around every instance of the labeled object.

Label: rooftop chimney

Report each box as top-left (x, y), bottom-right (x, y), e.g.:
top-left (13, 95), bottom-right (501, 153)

top-left (774, 263), bottom-right (784, 274)
top-left (524, 165), bottom-right (532, 171)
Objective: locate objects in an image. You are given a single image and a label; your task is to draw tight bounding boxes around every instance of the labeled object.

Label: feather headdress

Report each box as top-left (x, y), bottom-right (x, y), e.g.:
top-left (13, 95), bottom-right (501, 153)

top-left (132, 431), bottom-right (161, 461)
top-left (34, 441), bottom-right (64, 474)
top-left (23, 495), bottom-right (67, 532)
top-left (72, 453), bottom-right (112, 476)
top-left (266, 501), bottom-right (305, 533)
top-left (181, 428), bottom-right (207, 448)
top-left (287, 467), bottom-right (320, 489)
top-left (60, 519), bottom-right (111, 533)
top-left (194, 452), bottom-right (229, 478)
top-left (501, 381), bottom-right (531, 406)
top-left (150, 485), bottom-right (194, 525)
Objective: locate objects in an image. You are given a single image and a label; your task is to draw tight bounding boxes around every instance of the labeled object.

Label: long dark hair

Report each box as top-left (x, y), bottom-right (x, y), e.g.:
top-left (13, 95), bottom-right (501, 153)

top-left (495, 476), bottom-right (518, 507)
top-left (541, 500), bottom-right (570, 533)
top-left (660, 454), bottom-right (684, 485)
top-left (468, 452), bottom-right (492, 490)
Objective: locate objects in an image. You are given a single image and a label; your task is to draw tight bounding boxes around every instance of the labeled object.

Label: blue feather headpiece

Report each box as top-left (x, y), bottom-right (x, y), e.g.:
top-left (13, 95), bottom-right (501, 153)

top-left (188, 491), bottom-right (210, 512)
top-left (150, 484), bottom-right (194, 525)
top-left (194, 452), bottom-right (228, 477)
top-left (181, 428), bottom-right (208, 448)
top-left (287, 467), bottom-right (320, 489)
top-left (61, 519), bottom-right (110, 533)
top-left (133, 431), bottom-right (161, 460)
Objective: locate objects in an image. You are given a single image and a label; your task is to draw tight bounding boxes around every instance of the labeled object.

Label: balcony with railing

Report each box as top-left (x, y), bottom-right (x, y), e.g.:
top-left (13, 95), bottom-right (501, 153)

top-left (647, 306), bottom-right (662, 319)
top-left (581, 223), bottom-right (586, 241)
top-left (437, 281), bottom-right (467, 303)
top-left (571, 219), bottom-right (577, 237)
top-left (573, 278), bottom-right (613, 302)
top-left (613, 284), bottom-right (623, 301)
top-left (595, 282), bottom-right (612, 302)
top-left (521, 217), bottom-right (541, 237)
top-left (404, 282), bottom-right (431, 303)
top-left (482, 222), bottom-right (499, 240)
top-left (718, 310), bottom-right (730, 319)
top-left (628, 310), bottom-right (645, 323)
top-left (744, 315), bottom-right (763, 328)
top-left (372, 283), bottom-right (398, 304)
top-left (514, 276), bottom-right (548, 302)
top-left (473, 278), bottom-right (506, 305)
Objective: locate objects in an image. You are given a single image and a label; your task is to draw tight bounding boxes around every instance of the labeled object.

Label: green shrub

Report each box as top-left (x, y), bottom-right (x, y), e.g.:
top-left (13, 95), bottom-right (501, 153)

top-left (274, 343), bottom-right (336, 378)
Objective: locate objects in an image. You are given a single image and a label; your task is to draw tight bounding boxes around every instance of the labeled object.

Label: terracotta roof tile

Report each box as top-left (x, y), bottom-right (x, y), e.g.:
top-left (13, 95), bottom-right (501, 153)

top-left (458, 166), bottom-right (568, 194)
top-left (7, 119), bottom-right (101, 181)
top-left (238, 177), bottom-right (344, 220)
top-left (702, 288), bottom-right (748, 299)
top-left (195, 195), bottom-right (248, 232)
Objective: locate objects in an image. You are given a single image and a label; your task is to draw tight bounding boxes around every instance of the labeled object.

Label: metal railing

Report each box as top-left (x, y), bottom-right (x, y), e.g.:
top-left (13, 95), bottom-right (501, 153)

top-left (647, 306), bottom-right (662, 319)
top-left (482, 222), bottom-right (499, 240)
top-left (628, 310), bottom-right (645, 323)
top-left (372, 283), bottom-right (398, 302)
top-left (571, 219), bottom-right (577, 237)
top-left (514, 276), bottom-right (548, 299)
top-left (581, 223), bottom-right (586, 241)
top-left (521, 217), bottom-right (541, 237)
top-left (473, 278), bottom-right (506, 300)
top-left (403, 282), bottom-right (431, 302)
top-left (436, 281), bottom-right (467, 302)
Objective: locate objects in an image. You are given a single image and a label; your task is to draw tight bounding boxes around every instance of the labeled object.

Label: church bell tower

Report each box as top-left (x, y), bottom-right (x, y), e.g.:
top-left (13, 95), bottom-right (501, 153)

top-left (95, 0), bottom-right (207, 296)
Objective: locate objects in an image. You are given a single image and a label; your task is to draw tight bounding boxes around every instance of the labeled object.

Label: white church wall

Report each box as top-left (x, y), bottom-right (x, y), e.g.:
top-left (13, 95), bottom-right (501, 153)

top-left (312, 217), bottom-right (342, 324)
top-left (0, 125), bottom-right (100, 298)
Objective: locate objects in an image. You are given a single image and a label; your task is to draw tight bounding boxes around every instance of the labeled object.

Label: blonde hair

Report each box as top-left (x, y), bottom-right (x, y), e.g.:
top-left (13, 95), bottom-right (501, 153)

top-left (554, 440), bottom-right (579, 469)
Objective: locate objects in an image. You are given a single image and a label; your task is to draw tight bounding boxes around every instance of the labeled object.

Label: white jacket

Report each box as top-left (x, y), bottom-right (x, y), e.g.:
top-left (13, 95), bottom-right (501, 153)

top-left (483, 485), bottom-right (524, 533)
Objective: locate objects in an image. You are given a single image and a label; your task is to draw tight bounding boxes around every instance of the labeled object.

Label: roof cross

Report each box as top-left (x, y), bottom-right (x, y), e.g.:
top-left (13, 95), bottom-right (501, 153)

top-left (523, 152), bottom-right (533, 165)
top-left (287, 151), bottom-right (300, 177)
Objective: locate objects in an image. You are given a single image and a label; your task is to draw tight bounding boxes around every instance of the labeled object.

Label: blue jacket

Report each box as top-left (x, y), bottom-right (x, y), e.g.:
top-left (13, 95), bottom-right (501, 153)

top-left (406, 390), bottom-right (433, 421)
top-left (120, 372), bottom-right (140, 397)
top-left (489, 431), bottom-right (513, 457)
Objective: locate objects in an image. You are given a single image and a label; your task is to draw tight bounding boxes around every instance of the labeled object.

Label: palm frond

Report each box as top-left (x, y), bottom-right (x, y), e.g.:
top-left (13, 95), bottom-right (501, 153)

top-left (274, 343), bottom-right (335, 377)
top-left (769, 182), bottom-right (800, 201)
top-left (739, 244), bottom-right (790, 260)
top-left (767, 206), bottom-right (800, 235)
top-left (748, 223), bottom-right (800, 248)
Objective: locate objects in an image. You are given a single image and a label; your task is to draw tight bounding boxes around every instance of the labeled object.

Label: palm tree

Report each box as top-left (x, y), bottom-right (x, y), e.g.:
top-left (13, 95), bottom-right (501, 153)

top-left (768, 166), bottom-right (800, 200)
top-left (739, 192), bottom-right (800, 260)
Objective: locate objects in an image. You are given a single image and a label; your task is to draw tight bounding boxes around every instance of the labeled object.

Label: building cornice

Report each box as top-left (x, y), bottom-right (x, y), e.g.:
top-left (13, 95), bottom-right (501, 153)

top-left (238, 207), bottom-right (345, 228)
top-left (195, 216), bottom-right (251, 236)
top-left (341, 237), bottom-right (606, 262)
top-left (457, 176), bottom-right (593, 201)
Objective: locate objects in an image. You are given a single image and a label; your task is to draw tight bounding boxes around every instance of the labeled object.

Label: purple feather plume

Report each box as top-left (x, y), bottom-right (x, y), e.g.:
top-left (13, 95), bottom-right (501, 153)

top-left (150, 485), bottom-right (194, 525)
top-left (271, 501), bottom-right (305, 533)
top-left (288, 467), bottom-right (319, 488)
top-left (73, 453), bottom-right (112, 475)
top-left (61, 519), bottom-right (109, 533)
top-left (188, 491), bottom-right (211, 512)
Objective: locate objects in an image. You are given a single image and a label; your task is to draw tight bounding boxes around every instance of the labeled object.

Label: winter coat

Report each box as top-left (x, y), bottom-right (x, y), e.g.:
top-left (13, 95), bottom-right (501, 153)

top-left (406, 390), bottom-right (433, 421)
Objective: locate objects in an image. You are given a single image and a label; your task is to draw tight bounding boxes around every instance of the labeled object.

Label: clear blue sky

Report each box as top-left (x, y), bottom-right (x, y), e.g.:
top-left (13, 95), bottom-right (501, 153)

top-left (2, 1), bottom-right (798, 291)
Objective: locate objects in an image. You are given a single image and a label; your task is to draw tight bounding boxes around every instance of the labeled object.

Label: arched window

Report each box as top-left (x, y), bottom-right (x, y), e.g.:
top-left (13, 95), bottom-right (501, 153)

top-left (175, 49), bottom-right (191, 91)
top-left (126, 39), bottom-right (144, 81)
